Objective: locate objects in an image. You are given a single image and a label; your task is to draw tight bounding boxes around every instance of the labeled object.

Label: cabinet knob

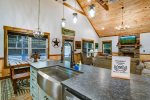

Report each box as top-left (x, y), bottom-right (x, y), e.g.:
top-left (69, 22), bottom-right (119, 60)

top-left (32, 94), bottom-right (35, 97)
top-left (44, 96), bottom-right (49, 100)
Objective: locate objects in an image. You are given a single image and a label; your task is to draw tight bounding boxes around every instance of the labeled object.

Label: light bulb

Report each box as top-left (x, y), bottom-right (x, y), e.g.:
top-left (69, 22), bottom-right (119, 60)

top-left (101, 27), bottom-right (105, 30)
top-left (61, 18), bottom-right (66, 27)
top-left (87, 0), bottom-right (91, 2)
top-left (89, 9), bottom-right (95, 17)
top-left (89, 4), bottom-right (95, 18)
top-left (73, 13), bottom-right (78, 24)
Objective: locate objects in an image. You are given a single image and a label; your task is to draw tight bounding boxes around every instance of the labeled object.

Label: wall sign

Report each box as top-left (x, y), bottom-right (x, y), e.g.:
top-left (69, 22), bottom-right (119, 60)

top-left (111, 56), bottom-right (131, 79)
top-left (62, 28), bottom-right (75, 36)
top-left (75, 41), bottom-right (81, 49)
top-left (52, 38), bottom-right (60, 48)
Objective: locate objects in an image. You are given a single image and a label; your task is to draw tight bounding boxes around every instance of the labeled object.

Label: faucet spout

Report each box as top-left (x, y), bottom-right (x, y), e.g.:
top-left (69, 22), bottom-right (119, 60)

top-left (61, 42), bottom-right (75, 68)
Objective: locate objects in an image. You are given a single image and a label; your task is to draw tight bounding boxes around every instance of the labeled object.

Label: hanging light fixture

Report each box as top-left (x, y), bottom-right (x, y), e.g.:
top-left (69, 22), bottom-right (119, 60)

top-left (33, 0), bottom-right (44, 38)
top-left (89, 4), bottom-right (96, 18)
top-left (61, 18), bottom-right (66, 27)
top-left (115, 3), bottom-right (130, 31)
top-left (73, 13), bottom-right (78, 24)
top-left (61, 0), bottom-right (66, 27)
top-left (73, 0), bottom-right (78, 24)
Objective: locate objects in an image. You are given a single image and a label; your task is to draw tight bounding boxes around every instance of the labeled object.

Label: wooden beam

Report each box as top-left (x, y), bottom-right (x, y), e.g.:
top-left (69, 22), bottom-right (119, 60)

top-left (96, 0), bottom-right (109, 10)
top-left (63, 3), bottom-right (86, 16)
top-left (76, 0), bottom-right (100, 37)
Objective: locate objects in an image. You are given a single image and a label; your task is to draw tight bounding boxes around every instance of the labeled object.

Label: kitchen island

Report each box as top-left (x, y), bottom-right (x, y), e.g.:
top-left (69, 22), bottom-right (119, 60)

top-left (30, 60), bottom-right (150, 100)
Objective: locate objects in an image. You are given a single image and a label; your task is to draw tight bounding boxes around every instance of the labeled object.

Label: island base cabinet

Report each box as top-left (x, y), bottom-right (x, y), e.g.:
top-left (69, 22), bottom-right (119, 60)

top-left (30, 67), bottom-right (39, 100)
top-left (30, 66), bottom-right (55, 100)
top-left (39, 87), bottom-right (54, 100)
top-left (30, 90), bottom-right (38, 100)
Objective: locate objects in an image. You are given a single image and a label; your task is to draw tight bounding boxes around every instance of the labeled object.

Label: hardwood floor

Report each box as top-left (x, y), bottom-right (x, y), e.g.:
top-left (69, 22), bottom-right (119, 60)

top-left (10, 93), bottom-right (32, 100)
top-left (0, 78), bottom-right (30, 100)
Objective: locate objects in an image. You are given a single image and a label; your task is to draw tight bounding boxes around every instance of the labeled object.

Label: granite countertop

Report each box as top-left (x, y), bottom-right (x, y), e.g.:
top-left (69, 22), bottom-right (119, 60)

top-left (29, 60), bottom-right (60, 69)
top-left (30, 60), bottom-right (150, 100)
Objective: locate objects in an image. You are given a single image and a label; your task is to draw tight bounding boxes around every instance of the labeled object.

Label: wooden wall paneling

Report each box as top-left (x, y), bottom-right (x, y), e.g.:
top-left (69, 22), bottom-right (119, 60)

top-left (49, 54), bottom-right (61, 60)
top-left (112, 52), bottom-right (119, 56)
top-left (74, 53), bottom-right (81, 64)
top-left (140, 54), bottom-right (150, 61)
top-left (0, 59), bottom-right (4, 77)
top-left (0, 58), bottom-right (10, 78)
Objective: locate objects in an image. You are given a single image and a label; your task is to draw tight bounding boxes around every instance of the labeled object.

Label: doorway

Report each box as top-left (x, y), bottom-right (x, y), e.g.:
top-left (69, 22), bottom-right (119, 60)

top-left (82, 39), bottom-right (94, 57)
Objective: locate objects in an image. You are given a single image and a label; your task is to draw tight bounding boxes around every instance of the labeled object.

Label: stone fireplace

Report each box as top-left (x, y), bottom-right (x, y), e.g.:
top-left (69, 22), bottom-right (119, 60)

top-left (118, 35), bottom-right (141, 58)
top-left (119, 47), bottom-right (140, 58)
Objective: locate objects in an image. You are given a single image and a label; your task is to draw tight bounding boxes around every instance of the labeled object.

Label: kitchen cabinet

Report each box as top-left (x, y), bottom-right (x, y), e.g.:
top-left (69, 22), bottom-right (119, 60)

top-left (30, 66), bottom-right (39, 100)
top-left (30, 66), bottom-right (53, 100)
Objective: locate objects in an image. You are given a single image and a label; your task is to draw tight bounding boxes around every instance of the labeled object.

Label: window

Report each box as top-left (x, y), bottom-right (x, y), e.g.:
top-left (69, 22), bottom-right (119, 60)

top-left (102, 41), bottom-right (112, 55)
top-left (8, 34), bottom-right (48, 64)
top-left (8, 34), bottom-right (29, 62)
top-left (4, 26), bottom-right (50, 68)
top-left (31, 37), bottom-right (47, 59)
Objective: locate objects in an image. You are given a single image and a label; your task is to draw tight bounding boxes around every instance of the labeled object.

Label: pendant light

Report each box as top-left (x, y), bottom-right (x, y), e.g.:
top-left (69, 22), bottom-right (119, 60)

top-left (61, 0), bottom-right (66, 27)
top-left (33, 0), bottom-right (44, 38)
top-left (115, 2), bottom-right (130, 30)
top-left (73, 0), bottom-right (78, 24)
top-left (73, 13), bottom-right (78, 23)
top-left (89, 4), bottom-right (95, 18)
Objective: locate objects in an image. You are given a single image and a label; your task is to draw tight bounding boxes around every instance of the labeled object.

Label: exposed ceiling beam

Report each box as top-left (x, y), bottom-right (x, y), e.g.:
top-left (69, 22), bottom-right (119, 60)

top-left (76, 0), bottom-right (100, 37)
top-left (63, 3), bottom-right (86, 16)
top-left (96, 0), bottom-right (109, 10)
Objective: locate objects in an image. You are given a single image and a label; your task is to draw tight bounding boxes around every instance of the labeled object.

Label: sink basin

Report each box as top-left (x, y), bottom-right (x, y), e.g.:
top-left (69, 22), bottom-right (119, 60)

top-left (37, 66), bottom-right (81, 100)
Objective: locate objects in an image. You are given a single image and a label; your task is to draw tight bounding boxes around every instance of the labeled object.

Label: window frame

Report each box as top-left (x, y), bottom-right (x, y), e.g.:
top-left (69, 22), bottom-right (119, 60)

top-left (4, 26), bottom-right (50, 68)
top-left (102, 41), bottom-right (112, 55)
top-left (82, 38), bottom-right (94, 57)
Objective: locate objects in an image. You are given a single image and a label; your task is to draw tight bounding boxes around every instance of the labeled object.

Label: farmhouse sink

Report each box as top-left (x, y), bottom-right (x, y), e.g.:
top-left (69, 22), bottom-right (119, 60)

top-left (37, 66), bottom-right (81, 100)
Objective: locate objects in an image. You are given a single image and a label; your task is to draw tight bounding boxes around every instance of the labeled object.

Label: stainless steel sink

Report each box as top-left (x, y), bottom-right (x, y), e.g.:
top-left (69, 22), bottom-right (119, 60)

top-left (37, 66), bottom-right (81, 100)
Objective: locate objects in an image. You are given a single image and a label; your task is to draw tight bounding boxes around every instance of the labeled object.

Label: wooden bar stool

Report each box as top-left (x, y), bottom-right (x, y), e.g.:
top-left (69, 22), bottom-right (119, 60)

top-left (9, 61), bottom-right (30, 94)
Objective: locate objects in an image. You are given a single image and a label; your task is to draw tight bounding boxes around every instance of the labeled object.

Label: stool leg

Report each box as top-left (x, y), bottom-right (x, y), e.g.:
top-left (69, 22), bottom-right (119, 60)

top-left (13, 80), bottom-right (17, 94)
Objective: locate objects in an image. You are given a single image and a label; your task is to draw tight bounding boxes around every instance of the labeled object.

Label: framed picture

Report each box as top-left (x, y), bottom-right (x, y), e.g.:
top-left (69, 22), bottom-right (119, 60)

top-left (75, 41), bottom-right (81, 49)
top-left (95, 43), bottom-right (99, 49)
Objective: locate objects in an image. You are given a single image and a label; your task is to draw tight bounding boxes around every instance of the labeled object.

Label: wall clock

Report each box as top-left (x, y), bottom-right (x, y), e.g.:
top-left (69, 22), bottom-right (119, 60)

top-left (52, 38), bottom-right (61, 48)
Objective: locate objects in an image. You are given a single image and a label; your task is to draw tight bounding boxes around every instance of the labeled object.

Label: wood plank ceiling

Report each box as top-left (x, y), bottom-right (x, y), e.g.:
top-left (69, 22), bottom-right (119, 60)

top-left (77, 0), bottom-right (150, 37)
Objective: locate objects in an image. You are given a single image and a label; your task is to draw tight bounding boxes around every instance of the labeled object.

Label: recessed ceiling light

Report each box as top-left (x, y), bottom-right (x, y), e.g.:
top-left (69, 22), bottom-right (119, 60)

top-left (101, 27), bottom-right (105, 30)
top-left (87, 0), bottom-right (91, 3)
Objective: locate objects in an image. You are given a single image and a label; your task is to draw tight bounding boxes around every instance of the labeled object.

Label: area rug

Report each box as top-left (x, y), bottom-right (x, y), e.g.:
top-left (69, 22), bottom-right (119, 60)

top-left (0, 78), bottom-right (30, 100)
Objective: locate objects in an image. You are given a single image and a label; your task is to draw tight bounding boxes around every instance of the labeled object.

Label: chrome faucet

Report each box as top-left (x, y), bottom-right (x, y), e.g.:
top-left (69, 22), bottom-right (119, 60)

top-left (61, 42), bottom-right (75, 68)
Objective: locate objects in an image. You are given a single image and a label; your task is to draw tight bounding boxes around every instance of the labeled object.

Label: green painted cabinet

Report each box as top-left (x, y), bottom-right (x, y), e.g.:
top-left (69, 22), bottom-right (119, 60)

top-left (30, 66), bottom-right (53, 100)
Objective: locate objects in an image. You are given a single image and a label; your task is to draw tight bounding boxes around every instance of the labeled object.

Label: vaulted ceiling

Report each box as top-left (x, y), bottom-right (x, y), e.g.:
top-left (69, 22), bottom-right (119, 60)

top-left (77, 0), bottom-right (150, 37)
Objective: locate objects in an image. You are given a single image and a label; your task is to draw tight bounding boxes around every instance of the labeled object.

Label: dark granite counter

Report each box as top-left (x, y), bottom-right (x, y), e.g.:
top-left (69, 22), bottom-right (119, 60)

top-left (30, 60), bottom-right (150, 100)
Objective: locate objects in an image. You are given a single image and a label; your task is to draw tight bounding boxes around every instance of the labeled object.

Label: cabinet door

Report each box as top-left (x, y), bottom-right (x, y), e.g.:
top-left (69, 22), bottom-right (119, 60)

top-left (39, 87), bottom-right (53, 100)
